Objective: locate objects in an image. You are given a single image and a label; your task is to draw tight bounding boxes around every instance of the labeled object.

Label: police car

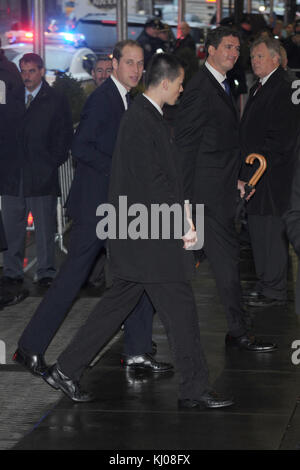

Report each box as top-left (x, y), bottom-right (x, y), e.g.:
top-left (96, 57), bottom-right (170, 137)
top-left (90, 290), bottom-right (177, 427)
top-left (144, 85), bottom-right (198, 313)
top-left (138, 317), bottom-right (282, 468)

top-left (2, 30), bottom-right (96, 85)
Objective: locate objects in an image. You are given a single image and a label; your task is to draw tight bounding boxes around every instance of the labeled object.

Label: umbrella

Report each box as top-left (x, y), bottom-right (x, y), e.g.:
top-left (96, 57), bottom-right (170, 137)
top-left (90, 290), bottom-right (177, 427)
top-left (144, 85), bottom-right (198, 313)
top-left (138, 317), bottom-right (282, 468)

top-left (235, 153), bottom-right (267, 228)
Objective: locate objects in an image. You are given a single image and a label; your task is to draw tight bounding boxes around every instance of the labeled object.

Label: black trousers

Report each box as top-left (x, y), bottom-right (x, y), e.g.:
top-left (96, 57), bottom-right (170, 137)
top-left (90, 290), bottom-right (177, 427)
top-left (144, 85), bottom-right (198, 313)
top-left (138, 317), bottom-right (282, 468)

top-left (18, 221), bottom-right (154, 356)
top-left (202, 215), bottom-right (247, 337)
top-left (248, 214), bottom-right (289, 300)
top-left (1, 194), bottom-right (57, 280)
top-left (58, 278), bottom-right (209, 401)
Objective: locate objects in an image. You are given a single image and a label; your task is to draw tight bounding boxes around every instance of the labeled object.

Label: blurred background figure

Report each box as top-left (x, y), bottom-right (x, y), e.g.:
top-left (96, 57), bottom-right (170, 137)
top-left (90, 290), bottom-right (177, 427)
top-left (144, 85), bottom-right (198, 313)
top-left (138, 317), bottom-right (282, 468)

top-left (137, 18), bottom-right (166, 69)
top-left (175, 22), bottom-right (196, 54)
top-left (282, 23), bottom-right (294, 39)
top-left (174, 21), bottom-right (198, 85)
top-left (283, 20), bottom-right (300, 77)
top-left (91, 56), bottom-right (112, 87)
top-left (0, 38), bottom-right (23, 93)
top-left (272, 20), bottom-right (284, 40)
top-left (158, 23), bottom-right (176, 53)
top-left (279, 45), bottom-right (298, 80)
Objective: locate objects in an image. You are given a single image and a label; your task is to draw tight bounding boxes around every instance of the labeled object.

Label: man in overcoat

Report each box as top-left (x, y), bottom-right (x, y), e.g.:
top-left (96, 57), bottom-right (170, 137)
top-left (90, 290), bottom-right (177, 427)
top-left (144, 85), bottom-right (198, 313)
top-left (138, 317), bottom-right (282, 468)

top-left (0, 53), bottom-right (73, 288)
top-left (14, 41), bottom-right (169, 377)
top-left (240, 37), bottom-right (300, 307)
top-left (174, 27), bottom-right (276, 351)
top-left (39, 53), bottom-right (234, 410)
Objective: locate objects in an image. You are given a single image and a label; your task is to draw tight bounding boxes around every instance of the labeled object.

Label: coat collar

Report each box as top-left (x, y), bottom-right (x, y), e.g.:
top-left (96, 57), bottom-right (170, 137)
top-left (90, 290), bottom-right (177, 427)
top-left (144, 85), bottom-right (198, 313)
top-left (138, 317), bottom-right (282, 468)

top-left (105, 76), bottom-right (126, 114)
top-left (136, 93), bottom-right (164, 121)
top-left (242, 66), bottom-right (285, 117)
top-left (23, 79), bottom-right (50, 112)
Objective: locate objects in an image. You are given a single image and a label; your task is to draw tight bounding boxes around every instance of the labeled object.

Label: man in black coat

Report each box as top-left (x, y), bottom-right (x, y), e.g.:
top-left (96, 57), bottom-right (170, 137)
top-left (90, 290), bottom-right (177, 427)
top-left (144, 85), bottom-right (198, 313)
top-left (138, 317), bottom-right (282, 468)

top-left (137, 18), bottom-right (166, 69)
top-left (0, 39), bottom-right (23, 94)
top-left (0, 44), bottom-right (24, 307)
top-left (14, 41), bottom-right (169, 376)
top-left (0, 53), bottom-right (73, 288)
top-left (240, 37), bottom-right (300, 307)
top-left (175, 27), bottom-right (276, 351)
top-left (0, 44), bottom-right (22, 253)
top-left (39, 53), bottom-right (234, 410)
top-left (175, 22), bottom-right (196, 54)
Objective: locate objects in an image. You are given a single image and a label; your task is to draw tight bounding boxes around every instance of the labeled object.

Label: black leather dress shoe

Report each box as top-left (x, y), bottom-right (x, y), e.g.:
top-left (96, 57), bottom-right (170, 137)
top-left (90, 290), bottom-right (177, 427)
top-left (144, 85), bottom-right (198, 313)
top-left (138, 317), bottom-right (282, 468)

top-left (43, 364), bottom-right (94, 402)
top-left (225, 333), bottom-right (277, 352)
top-left (245, 293), bottom-right (286, 307)
top-left (13, 347), bottom-right (48, 376)
top-left (178, 390), bottom-right (234, 409)
top-left (0, 288), bottom-right (29, 308)
top-left (121, 353), bottom-right (173, 373)
top-left (242, 290), bottom-right (260, 299)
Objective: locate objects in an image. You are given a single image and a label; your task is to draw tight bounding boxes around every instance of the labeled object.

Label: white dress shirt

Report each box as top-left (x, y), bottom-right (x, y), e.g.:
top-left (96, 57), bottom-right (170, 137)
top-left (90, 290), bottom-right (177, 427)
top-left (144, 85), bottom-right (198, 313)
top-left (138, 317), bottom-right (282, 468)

top-left (205, 61), bottom-right (227, 92)
top-left (25, 81), bottom-right (42, 103)
top-left (143, 93), bottom-right (163, 115)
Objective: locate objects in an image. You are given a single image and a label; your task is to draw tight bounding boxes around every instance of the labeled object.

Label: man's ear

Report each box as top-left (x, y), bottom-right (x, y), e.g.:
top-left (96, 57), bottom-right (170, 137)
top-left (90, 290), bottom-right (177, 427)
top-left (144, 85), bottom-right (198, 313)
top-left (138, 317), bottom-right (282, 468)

top-left (207, 45), bottom-right (215, 57)
top-left (112, 57), bottom-right (118, 72)
top-left (162, 78), bottom-right (169, 90)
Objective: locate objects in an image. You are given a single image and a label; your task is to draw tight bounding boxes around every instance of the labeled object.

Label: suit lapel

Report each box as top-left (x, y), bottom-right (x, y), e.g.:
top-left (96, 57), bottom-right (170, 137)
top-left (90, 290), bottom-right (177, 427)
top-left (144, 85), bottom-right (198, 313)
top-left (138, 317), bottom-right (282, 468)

top-left (242, 67), bottom-right (283, 120)
top-left (202, 66), bottom-right (239, 120)
top-left (106, 77), bottom-right (126, 117)
top-left (24, 80), bottom-right (47, 115)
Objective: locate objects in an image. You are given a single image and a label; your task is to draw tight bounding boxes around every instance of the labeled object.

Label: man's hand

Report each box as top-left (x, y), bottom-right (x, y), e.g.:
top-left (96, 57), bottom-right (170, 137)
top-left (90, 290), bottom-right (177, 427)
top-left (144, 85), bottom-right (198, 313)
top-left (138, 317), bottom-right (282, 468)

top-left (182, 226), bottom-right (198, 249)
top-left (237, 180), bottom-right (255, 200)
top-left (182, 200), bottom-right (197, 249)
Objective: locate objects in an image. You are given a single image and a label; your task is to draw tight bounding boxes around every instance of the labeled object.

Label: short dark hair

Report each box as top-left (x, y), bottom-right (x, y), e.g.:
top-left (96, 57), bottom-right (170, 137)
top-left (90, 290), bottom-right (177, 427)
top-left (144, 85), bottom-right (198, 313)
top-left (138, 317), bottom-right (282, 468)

top-left (145, 53), bottom-right (183, 88)
top-left (93, 55), bottom-right (112, 70)
top-left (205, 26), bottom-right (240, 54)
top-left (250, 36), bottom-right (281, 63)
top-left (112, 39), bottom-right (142, 62)
top-left (19, 53), bottom-right (44, 69)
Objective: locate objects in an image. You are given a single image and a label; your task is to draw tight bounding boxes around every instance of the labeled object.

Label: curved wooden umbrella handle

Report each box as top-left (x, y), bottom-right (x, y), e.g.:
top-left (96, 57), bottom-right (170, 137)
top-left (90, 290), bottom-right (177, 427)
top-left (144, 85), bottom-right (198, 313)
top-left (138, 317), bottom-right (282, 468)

top-left (246, 153), bottom-right (267, 187)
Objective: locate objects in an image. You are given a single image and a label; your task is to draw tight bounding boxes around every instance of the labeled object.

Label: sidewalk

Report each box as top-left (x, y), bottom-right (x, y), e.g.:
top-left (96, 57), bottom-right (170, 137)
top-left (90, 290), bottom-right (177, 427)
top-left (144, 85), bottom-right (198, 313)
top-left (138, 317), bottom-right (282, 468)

top-left (1, 243), bottom-right (300, 451)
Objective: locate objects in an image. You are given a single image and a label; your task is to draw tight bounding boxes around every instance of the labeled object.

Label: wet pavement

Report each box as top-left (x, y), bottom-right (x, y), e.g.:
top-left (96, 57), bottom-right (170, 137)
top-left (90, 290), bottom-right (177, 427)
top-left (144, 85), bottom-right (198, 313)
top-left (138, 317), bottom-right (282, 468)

top-left (1, 232), bottom-right (300, 454)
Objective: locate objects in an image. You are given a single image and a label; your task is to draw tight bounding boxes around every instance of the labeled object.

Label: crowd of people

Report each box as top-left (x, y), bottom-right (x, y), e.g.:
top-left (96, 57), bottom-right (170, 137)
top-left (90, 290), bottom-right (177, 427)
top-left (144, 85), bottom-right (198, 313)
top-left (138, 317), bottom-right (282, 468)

top-left (0, 14), bottom-right (300, 409)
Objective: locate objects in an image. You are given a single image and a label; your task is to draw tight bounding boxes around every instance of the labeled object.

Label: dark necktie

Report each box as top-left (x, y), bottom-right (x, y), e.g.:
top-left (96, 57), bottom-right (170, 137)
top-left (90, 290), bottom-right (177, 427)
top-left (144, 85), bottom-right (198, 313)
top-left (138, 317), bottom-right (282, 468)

top-left (222, 78), bottom-right (231, 96)
top-left (253, 80), bottom-right (262, 96)
top-left (26, 94), bottom-right (33, 109)
top-left (125, 92), bottom-right (131, 109)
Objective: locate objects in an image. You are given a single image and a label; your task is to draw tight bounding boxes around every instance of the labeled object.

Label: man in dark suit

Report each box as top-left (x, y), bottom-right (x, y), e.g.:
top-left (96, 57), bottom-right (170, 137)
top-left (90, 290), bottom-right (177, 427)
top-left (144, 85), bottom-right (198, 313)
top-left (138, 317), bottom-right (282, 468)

top-left (14, 41), bottom-right (170, 376)
top-left (175, 27), bottom-right (276, 351)
top-left (40, 52), bottom-right (233, 409)
top-left (0, 53), bottom-right (73, 289)
top-left (240, 37), bottom-right (300, 307)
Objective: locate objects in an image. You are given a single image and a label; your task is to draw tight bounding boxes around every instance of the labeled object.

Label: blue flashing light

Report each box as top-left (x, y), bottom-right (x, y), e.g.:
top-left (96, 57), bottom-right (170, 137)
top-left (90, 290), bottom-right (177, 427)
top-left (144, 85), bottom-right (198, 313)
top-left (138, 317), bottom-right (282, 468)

top-left (63, 33), bottom-right (74, 42)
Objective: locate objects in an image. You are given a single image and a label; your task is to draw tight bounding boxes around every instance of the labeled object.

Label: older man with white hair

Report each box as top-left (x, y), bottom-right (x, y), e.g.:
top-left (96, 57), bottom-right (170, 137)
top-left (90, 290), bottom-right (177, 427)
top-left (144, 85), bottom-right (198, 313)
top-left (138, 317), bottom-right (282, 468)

top-left (241, 37), bottom-right (300, 307)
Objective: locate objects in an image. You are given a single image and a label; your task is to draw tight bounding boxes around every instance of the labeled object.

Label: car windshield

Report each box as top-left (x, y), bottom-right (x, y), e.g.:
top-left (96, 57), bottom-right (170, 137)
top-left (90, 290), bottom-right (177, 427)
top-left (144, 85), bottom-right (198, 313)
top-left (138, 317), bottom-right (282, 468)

top-left (75, 20), bottom-right (144, 52)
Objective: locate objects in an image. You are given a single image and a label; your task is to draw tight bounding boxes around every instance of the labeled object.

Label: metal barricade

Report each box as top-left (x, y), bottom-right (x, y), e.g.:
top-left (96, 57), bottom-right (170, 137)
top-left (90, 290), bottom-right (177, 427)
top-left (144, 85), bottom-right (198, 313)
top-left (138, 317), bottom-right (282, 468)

top-left (56, 153), bottom-right (75, 254)
top-left (24, 152), bottom-right (75, 268)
